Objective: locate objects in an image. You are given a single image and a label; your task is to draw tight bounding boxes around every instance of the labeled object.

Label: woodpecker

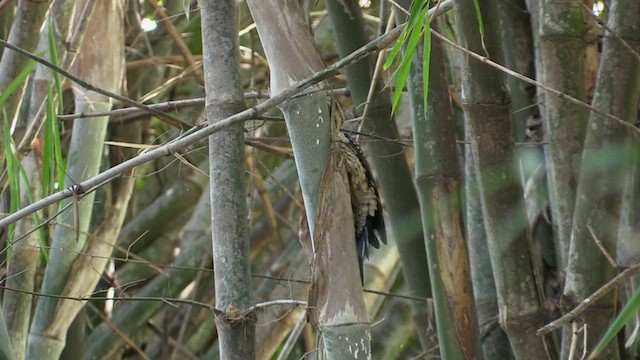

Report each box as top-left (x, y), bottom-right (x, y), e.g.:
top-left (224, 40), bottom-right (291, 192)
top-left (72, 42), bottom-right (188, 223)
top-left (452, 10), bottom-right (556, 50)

top-left (332, 105), bottom-right (386, 282)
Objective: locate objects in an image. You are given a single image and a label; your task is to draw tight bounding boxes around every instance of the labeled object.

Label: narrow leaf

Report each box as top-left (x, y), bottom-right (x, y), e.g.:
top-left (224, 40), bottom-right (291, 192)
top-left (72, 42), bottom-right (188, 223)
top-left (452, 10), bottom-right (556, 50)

top-left (590, 287), bottom-right (640, 358)
top-left (390, 5), bottom-right (430, 113)
top-left (48, 20), bottom-right (64, 112)
top-left (0, 59), bottom-right (36, 106)
top-left (422, 21), bottom-right (432, 113)
top-left (384, 0), bottom-right (428, 69)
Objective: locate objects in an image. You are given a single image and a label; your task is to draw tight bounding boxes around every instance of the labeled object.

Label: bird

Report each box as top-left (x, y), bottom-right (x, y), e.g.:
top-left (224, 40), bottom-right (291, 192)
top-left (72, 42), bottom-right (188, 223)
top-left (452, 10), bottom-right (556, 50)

top-left (332, 104), bottom-right (386, 282)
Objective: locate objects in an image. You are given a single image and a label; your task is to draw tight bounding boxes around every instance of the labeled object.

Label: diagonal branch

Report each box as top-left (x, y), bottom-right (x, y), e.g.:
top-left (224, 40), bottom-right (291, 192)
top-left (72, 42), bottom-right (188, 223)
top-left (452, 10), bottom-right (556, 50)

top-left (0, 19), bottom-right (407, 228)
top-left (431, 29), bottom-right (639, 134)
top-left (0, 37), bottom-right (192, 129)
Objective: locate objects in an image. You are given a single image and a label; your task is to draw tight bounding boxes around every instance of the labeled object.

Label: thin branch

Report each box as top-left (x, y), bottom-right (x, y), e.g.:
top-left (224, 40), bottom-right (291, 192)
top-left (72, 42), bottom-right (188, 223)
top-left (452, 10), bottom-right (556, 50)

top-left (148, 0), bottom-right (202, 79)
top-left (537, 261), bottom-right (640, 335)
top-left (587, 223), bottom-right (617, 268)
top-left (0, 17), bottom-right (409, 228)
top-left (431, 29), bottom-right (640, 135)
top-left (244, 139), bottom-right (293, 159)
top-left (0, 285), bottom-right (217, 310)
top-left (0, 37), bottom-right (191, 129)
top-left (579, 1), bottom-right (640, 63)
top-left (56, 88), bottom-right (352, 121)
top-left (86, 302), bottom-right (150, 360)
top-left (248, 299), bottom-right (308, 312)
top-left (358, 11), bottom-right (395, 139)
top-left (0, 0), bottom-right (13, 13)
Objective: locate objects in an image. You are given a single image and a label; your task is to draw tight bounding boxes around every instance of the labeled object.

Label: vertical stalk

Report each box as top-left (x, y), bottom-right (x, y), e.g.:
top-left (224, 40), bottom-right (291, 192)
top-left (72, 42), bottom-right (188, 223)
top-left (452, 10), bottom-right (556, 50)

top-left (0, 0), bottom-right (49, 164)
top-left (539, 0), bottom-right (589, 270)
top-left (403, 17), bottom-right (483, 359)
top-left (246, 1), bottom-right (371, 357)
top-left (325, 0), bottom-right (434, 351)
top-left (199, 0), bottom-right (255, 358)
top-left (465, 121), bottom-right (513, 359)
top-left (562, 0), bottom-right (640, 357)
top-left (2, 4), bottom-right (77, 358)
top-left (452, 0), bottom-right (555, 357)
top-left (26, 2), bottom-right (124, 358)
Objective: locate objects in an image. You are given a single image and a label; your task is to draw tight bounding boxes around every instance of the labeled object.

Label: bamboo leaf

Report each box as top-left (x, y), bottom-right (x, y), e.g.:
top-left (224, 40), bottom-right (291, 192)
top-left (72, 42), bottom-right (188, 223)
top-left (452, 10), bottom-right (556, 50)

top-left (472, 0), bottom-right (485, 37)
top-left (589, 287), bottom-right (640, 358)
top-left (422, 21), bottom-right (432, 113)
top-left (48, 20), bottom-right (64, 112)
top-left (390, 4), bottom-right (429, 113)
top-left (42, 84), bottom-right (66, 196)
top-left (0, 58), bottom-right (37, 255)
top-left (384, 0), bottom-right (428, 70)
top-left (42, 85), bottom-right (53, 195)
top-left (471, 0), bottom-right (487, 52)
top-left (0, 59), bottom-right (36, 106)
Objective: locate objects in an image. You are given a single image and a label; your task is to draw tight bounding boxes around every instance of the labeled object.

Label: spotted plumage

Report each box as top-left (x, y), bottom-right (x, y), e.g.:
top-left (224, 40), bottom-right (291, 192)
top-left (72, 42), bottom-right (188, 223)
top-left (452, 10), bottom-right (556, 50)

top-left (334, 123), bottom-right (386, 282)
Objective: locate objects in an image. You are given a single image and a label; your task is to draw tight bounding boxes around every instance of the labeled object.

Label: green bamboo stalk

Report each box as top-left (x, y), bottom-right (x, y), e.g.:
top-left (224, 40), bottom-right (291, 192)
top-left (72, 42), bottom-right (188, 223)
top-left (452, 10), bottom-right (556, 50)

top-left (199, 0), bottom-right (255, 358)
top-left (452, 0), bottom-right (555, 357)
top-left (562, 0), bottom-right (640, 357)
top-left (404, 18), bottom-right (483, 360)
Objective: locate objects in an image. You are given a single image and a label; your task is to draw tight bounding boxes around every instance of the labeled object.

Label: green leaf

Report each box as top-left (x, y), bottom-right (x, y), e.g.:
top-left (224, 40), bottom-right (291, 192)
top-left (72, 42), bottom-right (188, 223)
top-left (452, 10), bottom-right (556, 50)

top-left (590, 286), bottom-right (640, 358)
top-left (48, 20), bottom-right (64, 112)
top-left (422, 22), bottom-right (432, 114)
top-left (384, 0), bottom-right (428, 70)
top-left (42, 84), bottom-right (66, 195)
top-left (472, 0), bottom-right (486, 50)
top-left (390, 4), bottom-right (430, 113)
top-left (42, 85), bottom-right (54, 194)
top-left (0, 59), bottom-right (36, 106)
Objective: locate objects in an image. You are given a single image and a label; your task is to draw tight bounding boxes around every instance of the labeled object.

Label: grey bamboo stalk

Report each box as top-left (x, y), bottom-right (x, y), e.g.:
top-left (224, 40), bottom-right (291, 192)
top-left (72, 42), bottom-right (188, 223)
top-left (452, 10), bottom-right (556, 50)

top-left (452, 0), bottom-right (555, 357)
top-left (539, 0), bottom-right (589, 270)
top-left (0, 0), bottom-right (49, 165)
top-left (561, 0), bottom-right (640, 357)
top-left (199, 0), bottom-right (255, 358)
top-left (26, 2), bottom-right (125, 358)
top-left (325, 0), bottom-right (435, 352)
top-left (246, 1), bottom-right (372, 357)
